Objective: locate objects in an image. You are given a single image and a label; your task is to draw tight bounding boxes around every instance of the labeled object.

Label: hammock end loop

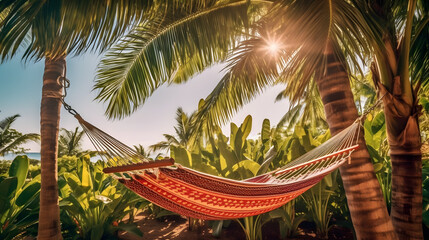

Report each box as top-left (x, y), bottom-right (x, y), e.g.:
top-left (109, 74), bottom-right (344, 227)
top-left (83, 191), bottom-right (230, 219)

top-left (74, 114), bottom-right (85, 124)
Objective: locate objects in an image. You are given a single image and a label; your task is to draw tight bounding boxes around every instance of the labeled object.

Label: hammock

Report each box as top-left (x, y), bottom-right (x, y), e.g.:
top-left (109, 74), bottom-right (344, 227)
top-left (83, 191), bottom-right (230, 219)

top-left (74, 114), bottom-right (360, 220)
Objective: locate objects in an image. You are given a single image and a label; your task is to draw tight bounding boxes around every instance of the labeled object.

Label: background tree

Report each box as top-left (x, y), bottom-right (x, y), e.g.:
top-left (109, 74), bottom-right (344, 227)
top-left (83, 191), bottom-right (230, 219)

top-left (149, 107), bottom-right (198, 153)
top-left (0, 1), bottom-right (151, 238)
top-left (57, 127), bottom-right (84, 157)
top-left (275, 82), bottom-right (327, 134)
top-left (0, 114), bottom-right (39, 156)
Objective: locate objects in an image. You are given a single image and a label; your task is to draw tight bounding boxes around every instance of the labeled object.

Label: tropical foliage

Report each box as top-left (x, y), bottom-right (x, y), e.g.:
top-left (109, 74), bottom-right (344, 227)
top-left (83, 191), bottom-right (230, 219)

top-left (59, 157), bottom-right (144, 239)
top-left (0, 156), bottom-right (40, 240)
top-left (0, 106), bottom-right (428, 239)
top-left (149, 107), bottom-right (198, 153)
top-left (1, 0), bottom-right (427, 239)
top-left (94, 0), bottom-right (265, 119)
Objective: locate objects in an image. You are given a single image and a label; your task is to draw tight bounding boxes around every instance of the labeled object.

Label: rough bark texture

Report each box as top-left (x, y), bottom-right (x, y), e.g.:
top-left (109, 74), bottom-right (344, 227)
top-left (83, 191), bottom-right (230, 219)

top-left (37, 57), bottom-right (65, 240)
top-left (315, 43), bottom-right (397, 240)
top-left (379, 84), bottom-right (423, 240)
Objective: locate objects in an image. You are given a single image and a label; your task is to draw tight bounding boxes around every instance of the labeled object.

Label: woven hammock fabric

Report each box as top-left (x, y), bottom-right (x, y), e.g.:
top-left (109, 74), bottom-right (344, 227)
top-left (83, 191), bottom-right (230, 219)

top-left (75, 114), bottom-right (360, 220)
top-left (119, 167), bottom-right (327, 219)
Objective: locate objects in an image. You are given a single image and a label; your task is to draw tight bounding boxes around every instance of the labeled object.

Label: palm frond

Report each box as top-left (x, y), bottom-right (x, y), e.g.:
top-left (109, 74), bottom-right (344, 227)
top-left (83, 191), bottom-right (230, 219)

top-left (275, 82), bottom-right (326, 132)
top-left (133, 144), bottom-right (151, 157)
top-left (267, 0), bottom-right (373, 102)
top-left (0, 114), bottom-right (20, 130)
top-left (0, 0), bottom-right (152, 61)
top-left (94, 1), bottom-right (265, 119)
top-left (191, 35), bottom-right (280, 136)
top-left (410, 13), bottom-right (429, 93)
top-left (0, 133), bottom-right (39, 155)
top-left (275, 104), bottom-right (303, 133)
top-left (148, 134), bottom-right (181, 153)
top-left (148, 141), bottom-right (171, 153)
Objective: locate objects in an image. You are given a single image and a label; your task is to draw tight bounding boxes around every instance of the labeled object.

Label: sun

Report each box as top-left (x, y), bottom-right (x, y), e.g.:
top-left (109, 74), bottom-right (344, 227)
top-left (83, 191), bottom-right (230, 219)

top-left (268, 42), bottom-right (279, 54)
top-left (265, 40), bottom-right (282, 56)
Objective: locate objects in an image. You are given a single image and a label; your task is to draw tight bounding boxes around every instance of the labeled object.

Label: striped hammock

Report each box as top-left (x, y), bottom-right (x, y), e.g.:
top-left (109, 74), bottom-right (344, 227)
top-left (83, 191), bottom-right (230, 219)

top-left (75, 114), bottom-right (360, 220)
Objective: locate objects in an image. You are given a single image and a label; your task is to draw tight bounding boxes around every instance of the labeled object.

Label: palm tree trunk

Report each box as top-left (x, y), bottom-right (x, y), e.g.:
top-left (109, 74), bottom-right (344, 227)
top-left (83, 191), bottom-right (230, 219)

top-left (380, 88), bottom-right (422, 240)
top-left (314, 42), bottom-right (397, 239)
top-left (37, 57), bottom-right (65, 240)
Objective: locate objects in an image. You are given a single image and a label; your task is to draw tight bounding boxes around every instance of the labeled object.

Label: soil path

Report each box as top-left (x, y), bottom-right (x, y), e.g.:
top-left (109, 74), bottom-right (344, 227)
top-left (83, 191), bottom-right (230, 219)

top-left (120, 212), bottom-right (245, 240)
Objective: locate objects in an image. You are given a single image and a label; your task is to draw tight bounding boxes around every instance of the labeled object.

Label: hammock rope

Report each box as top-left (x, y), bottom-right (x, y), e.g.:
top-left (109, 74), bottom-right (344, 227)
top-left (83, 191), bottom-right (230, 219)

top-left (58, 76), bottom-right (383, 220)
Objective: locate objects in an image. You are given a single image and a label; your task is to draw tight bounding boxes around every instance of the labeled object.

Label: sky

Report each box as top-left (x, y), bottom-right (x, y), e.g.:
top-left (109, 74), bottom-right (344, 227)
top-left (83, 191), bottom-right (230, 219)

top-left (0, 53), bottom-right (289, 153)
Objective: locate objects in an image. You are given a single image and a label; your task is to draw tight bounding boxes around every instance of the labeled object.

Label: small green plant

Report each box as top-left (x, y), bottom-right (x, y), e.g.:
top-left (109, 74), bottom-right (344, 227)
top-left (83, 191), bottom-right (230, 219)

top-left (301, 173), bottom-right (337, 239)
top-left (0, 155), bottom-right (40, 240)
top-left (236, 215), bottom-right (269, 240)
top-left (268, 199), bottom-right (306, 239)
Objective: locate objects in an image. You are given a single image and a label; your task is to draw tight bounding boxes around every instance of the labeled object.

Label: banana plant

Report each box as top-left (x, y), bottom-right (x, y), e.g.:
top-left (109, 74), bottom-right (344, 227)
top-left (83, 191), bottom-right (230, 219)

top-left (364, 111), bottom-right (392, 210)
top-left (214, 115), bottom-right (261, 180)
top-left (59, 158), bottom-right (144, 240)
top-left (171, 115), bottom-right (263, 179)
top-left (170, 145), bottom-right (219, 176)
top-left (0, 155), bottom-right (40, 240)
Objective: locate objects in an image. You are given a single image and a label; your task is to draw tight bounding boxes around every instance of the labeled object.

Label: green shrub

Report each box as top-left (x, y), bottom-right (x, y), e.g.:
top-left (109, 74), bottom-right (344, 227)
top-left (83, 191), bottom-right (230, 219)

top-left (0, 156), bottom-right (40, 239)
top-left (0, 160), bottom-right (11, 175)
top-left (59, 157), bottom-right (144, 240)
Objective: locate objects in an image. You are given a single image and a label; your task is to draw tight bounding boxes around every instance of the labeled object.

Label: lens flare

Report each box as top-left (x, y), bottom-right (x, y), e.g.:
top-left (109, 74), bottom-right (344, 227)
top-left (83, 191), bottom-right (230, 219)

top-left (268, 42), bottom-right (279, 53)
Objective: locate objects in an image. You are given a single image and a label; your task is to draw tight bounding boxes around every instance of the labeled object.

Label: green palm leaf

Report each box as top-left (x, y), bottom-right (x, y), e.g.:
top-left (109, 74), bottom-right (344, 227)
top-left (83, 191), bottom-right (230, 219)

top-left (191, 35), bottom-right (280, 136)
top-left (410, 11), bottom-right (429, 92)
top-left (0, 114), bottom-right (39, 156)
top-left (0, 0), bottom-right (151, 61)
top-left (94, 1), bottom-right (269, 119)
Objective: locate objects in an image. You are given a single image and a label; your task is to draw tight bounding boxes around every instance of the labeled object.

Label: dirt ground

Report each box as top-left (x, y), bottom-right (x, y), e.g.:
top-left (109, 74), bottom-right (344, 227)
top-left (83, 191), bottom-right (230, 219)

top-left (120, 211), bottom-right (245, 240)
top-left (120, 211), bottom-right (354, 240)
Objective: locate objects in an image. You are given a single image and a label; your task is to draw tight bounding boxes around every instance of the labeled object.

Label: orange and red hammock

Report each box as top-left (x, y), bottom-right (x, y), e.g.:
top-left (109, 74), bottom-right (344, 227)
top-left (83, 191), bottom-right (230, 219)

top-left (75, 114), bottom-right (359, 220)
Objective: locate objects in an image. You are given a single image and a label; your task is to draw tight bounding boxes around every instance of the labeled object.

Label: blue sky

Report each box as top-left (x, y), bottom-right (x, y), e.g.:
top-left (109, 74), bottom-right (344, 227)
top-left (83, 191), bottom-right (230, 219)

top-left (0, 53), bottom-right (289, 152)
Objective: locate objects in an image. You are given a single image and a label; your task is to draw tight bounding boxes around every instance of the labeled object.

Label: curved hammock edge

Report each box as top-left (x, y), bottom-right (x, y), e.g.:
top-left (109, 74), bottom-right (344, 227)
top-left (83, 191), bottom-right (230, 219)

top-left (74, 113), bottom-right (361, 219)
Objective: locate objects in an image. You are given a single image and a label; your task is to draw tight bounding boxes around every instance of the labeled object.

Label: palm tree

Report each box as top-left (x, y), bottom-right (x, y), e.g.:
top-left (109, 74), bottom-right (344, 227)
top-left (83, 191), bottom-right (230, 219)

top-left (93, 1), bottom-right (399, 238)
top-left (0, 114), bottom-right (39, 156)
top-left (133, 144), bottom-right (153, 158)
top-left (58, 127), bottom-right (85, 157)
top-left (149, 107), bottom-right (198, 152)
top-left (0, 1), bottom-right (151, 238)
top-left (350, 1), bottom-right (428, 238)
